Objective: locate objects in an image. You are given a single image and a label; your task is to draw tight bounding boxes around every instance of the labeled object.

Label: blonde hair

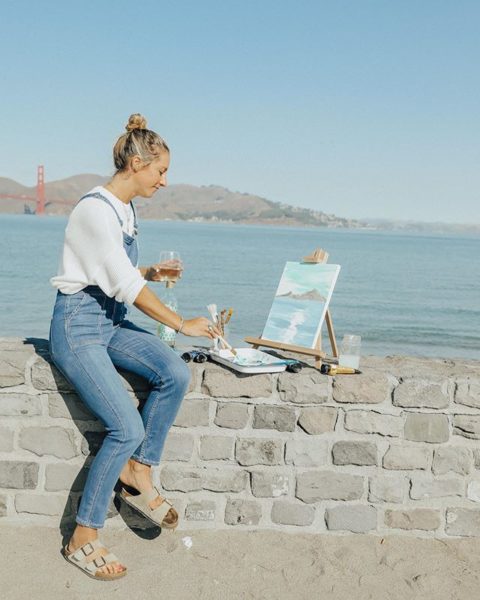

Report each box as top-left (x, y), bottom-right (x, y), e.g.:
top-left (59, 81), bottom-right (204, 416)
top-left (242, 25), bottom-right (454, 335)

top-left (113, 113), bottom-right (169, 172)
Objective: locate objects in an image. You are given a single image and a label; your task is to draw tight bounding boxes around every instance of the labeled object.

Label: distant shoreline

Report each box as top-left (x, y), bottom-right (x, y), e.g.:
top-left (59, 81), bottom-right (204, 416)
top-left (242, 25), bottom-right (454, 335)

top-left (1, 211), bottom-right (479, 236)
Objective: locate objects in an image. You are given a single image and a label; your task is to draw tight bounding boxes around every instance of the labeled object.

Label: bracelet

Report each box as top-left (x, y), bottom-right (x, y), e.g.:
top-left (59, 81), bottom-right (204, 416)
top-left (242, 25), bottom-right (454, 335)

top-left (177, 316), bottom-right (185, 334)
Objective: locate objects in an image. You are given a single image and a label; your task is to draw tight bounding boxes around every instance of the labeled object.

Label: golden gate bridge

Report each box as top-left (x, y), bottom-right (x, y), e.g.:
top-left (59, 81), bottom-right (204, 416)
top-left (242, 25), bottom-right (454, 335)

top-left (0, 166), bottom-right (72, 215)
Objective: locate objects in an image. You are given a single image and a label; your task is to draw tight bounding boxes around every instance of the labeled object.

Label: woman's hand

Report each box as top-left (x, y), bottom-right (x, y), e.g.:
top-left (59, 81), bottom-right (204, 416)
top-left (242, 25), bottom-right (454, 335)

top-left (143, 259), bottom-right (183, 282)
top-left (182, 317), bottom-right (222, 339)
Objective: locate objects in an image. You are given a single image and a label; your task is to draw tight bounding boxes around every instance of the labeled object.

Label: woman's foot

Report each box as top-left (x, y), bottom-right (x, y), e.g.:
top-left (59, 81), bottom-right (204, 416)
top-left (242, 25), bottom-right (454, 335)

top-left (65, 525), bottom-right (126, 576)
top-left (118, 458), bottom-right (178, 526)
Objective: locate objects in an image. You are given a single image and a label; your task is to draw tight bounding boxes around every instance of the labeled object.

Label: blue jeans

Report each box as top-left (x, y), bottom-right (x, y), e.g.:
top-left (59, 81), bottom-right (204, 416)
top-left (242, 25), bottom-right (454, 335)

top-left (48, 288), bottom-right (191, 529)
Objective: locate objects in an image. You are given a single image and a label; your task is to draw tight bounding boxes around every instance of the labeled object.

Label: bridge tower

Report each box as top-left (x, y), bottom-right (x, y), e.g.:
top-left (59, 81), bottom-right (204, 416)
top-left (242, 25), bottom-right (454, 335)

top-left (36, 165), bottom-right (45, 215)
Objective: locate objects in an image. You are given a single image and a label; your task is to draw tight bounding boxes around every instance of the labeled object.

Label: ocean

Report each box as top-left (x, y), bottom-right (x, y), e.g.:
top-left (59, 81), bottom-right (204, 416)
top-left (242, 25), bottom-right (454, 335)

top-left (1, 214), bottom-right (479, 360)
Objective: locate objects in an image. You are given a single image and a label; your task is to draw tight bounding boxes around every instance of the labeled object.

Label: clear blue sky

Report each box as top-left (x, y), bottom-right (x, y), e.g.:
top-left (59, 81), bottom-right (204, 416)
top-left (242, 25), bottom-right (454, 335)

top-left (1, 0), bottom-right (479, 223)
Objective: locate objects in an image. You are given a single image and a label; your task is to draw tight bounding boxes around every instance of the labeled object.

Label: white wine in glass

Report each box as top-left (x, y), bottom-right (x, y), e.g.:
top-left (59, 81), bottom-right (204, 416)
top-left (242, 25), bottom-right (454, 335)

top-left (157, 251), bottom-right (183, 282)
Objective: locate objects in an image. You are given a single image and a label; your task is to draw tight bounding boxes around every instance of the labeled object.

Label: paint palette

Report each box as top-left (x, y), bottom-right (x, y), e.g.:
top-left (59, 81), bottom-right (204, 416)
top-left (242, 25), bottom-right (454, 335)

top-left (209, 348), bottom-right (287, 374)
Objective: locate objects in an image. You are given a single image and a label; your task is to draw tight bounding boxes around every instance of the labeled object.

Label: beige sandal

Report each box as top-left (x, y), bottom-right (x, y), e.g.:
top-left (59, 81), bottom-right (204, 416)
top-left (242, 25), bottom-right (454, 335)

top-left (62, 539), bottom-right (127, 580)
top-left (119, 484), bottom-right (179, 529)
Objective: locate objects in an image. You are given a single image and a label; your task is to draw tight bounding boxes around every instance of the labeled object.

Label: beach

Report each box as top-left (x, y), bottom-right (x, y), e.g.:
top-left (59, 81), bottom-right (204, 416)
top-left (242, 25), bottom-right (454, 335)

top-left (3, 525), bottom-right (480, 599)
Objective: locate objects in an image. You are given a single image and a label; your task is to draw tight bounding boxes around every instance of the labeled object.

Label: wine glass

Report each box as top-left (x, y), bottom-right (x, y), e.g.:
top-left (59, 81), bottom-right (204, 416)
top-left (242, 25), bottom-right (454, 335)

top-left (157, 250), bottom-right (183, 283)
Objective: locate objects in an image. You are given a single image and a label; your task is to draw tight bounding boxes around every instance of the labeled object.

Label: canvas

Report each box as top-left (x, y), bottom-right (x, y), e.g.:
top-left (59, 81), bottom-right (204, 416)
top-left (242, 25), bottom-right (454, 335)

top-left (261, 261), bottom-right (341, 348)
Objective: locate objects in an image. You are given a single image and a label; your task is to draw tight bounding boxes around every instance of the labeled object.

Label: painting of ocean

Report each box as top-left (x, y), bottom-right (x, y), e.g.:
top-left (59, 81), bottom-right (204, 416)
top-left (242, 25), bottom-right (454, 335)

top-left (261, 262), bottom-right (341, 348)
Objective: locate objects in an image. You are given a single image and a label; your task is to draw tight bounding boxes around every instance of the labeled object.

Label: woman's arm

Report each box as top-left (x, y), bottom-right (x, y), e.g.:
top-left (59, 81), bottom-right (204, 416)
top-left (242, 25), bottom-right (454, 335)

top-left (133, 285), bottom-right (217, 338)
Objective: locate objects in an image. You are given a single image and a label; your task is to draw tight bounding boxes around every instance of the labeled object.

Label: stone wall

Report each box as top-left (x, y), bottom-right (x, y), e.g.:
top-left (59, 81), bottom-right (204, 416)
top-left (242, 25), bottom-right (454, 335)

top-left (1, 337), bottom-right (480, 537)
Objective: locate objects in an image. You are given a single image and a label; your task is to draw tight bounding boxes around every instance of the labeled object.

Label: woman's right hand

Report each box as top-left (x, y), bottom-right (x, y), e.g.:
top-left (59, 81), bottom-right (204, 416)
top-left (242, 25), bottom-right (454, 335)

top-left (182, 317), bottom-right (221, 339)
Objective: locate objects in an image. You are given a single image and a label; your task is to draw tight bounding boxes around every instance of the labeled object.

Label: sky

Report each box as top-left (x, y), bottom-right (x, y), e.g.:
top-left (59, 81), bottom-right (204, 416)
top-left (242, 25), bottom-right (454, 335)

top-left (1, 0), bottom-right (479, 223)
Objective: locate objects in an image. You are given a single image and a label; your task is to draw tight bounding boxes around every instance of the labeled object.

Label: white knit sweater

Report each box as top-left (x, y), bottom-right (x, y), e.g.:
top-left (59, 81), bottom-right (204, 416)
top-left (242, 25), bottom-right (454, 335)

top-left (50, 186), bottom-right (147, 305)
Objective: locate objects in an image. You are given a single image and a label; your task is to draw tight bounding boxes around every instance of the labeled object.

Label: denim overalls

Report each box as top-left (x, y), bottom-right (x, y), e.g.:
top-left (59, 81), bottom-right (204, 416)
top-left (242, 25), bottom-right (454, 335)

top-left (48, 192), bottom-right (191, 529)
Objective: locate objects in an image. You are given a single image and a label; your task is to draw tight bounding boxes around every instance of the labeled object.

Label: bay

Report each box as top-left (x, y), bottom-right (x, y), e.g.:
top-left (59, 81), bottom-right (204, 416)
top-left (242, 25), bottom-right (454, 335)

top-left (1, 214), bottom-right (479, 360)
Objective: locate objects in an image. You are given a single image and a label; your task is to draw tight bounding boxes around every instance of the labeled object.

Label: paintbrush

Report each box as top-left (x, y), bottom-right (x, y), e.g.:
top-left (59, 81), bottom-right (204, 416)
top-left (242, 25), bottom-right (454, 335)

top-left (220, 309), bottom-right (227, 336)
top-left (217, 333), bottom-right (237, 356)
top-left (206, 304), bottom-right (220, 350)
top-left (224, 308), bottom-right (234, 324)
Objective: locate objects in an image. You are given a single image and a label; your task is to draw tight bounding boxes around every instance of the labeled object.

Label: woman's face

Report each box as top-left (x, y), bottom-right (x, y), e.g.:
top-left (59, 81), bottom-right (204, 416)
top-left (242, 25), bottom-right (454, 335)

top-left (134, 152), bottom-right (170, 197)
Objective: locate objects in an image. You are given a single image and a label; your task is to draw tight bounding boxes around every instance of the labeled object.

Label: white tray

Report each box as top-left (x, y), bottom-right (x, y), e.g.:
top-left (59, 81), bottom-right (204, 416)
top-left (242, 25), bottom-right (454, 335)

top-left (209, 348), bottom-right (287, 374)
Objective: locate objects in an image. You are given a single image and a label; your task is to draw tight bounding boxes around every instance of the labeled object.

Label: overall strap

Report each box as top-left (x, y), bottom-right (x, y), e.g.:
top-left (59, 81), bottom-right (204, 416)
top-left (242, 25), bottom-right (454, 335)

top-left (78, 192), bottom-right (124, 227)
top-left (130, 201), bottom-right (138, 235)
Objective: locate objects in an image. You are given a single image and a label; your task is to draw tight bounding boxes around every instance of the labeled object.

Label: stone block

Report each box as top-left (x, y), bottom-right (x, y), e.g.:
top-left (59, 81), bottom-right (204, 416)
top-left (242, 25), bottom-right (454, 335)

top-left (225, 498), bottom-right (262, 525)
top-left (296, 471), bottom-right (364, 503)
top-left (162, 432), bottom-right (195, 461)
top-left (202, 468), bottom-right (248, 493)
top-left (453, 415), bottom-right (480, 440)
top-left (173, 399), bottom-right (210, 427)
top-left (383, 444), bottom-right (431, 470)
top-left (271, 501), bottom-right (315, 526)
top-left (81, 431), bottom-right (106, 456)
top-left (393, 379), bottom-right (451, 409)
top-left (446, 508), bottom-right (480, 536)
top-left (0, 461), bottom-right (39, 489)
top-left (0, 350), bottom-right (30, 387)
top-left (404, 413), bottom-right (449, 443)
top-left (45, 463), bottom-right (89, 492)
top-left (19, 426), bottom-right (78, 459)
top-left (368, 475), bottom-right (407, 503)
top-left (203, 364), bottom-right (272, 398)
top-left (185, 500), bottom-right (216, 521)
top-left (251, 471), bottom-right (289, 497)
top-left (185, 364), bottom-right (198, 395)
top-left (277, 370), bottom-right (329, 404)
top-left (199, 435), bottom-right (234, 460)
top-left (325, 505), bottom-right (377, 533)
top-left (160, 466), bottom-right (248, 493)
top-left (0, 426), bottom-right (14, 452)
top-left (410, 477), bottom-right (464, 499)
top-left (48, 392), bottom-right (95, 420)
top-left (384, 509), bottom-right (441, 531)
top-left (15, 493), bottom-right (69, 516)
top-left (253, 405), bottom-right (296, 432)
top-left (31, 356), bottom-right (73, 391)
top-left (160, 467), bottom-right (203, 492)
top-left (332, 371), bottom-right (391, 404)
top-left (467, 481), bottom-right (480, 502)
top-left (297, 407), bottom-right (337, 434)
top-left (235, 438), bottom-right (283, 466)
top-left (455, 379), bottom-right (480, 409)
top-left (344, 410), bottom-right (403, 437)
top-left (0, 393), bottom-right (42, 416)
top-left (285, 439), bottom-right (328, 467)
top-left (432, 447), bottom-right (472, 476)
top-left (214, 402), bottom-right (249, 429)
top-left (0, 494), bottom-right (7, 517)
top-left (332, 441), bottom-right (377, 466)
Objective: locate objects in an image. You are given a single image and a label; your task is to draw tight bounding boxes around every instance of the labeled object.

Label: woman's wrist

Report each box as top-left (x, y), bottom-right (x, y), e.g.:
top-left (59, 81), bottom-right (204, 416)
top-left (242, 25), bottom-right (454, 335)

top-left (177, 316), bottom-right (185, 334)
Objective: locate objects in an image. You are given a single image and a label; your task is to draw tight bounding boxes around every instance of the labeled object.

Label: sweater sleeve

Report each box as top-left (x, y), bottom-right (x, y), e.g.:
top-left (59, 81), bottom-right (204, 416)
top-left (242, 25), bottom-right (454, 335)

top-left (66, 198), bottom-right (146, 304)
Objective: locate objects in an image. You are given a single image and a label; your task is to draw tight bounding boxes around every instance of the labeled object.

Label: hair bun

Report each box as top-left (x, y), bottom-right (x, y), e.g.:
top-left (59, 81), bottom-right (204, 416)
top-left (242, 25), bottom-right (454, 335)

top-left (126, 113), bottom-right (148, 132)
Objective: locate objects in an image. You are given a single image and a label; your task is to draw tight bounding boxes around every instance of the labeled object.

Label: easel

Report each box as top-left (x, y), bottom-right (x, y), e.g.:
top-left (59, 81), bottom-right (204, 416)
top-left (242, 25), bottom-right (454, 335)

top-left (244, 248), bottom-right (339, 369)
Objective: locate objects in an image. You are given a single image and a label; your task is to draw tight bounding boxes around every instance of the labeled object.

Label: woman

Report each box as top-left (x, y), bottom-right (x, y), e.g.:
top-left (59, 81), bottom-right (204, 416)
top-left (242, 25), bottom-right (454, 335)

top-left (49, 114), bottom-right (219, 580)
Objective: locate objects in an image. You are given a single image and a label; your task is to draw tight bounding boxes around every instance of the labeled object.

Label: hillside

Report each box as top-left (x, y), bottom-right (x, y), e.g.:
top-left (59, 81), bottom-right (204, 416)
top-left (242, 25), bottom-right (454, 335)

top-left (0, 174), bottom-right (362, 229)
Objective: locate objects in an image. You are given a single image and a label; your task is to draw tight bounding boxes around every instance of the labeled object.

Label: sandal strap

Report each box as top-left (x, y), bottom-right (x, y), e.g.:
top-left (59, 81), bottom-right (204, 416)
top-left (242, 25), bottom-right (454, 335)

top-left (83, 552), bottom-right (121, 574)
top-left (68, 540), bottom-right (121, 574)
top-left (69, 539), bottom-right (103, 562)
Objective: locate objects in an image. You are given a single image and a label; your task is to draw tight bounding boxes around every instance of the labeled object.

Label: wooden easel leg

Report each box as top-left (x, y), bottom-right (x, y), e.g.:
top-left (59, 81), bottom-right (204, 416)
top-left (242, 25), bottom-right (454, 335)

top-left (325, 310), bottom-right (338, 358)
top-left (314, 332), bottom-right (322, 370)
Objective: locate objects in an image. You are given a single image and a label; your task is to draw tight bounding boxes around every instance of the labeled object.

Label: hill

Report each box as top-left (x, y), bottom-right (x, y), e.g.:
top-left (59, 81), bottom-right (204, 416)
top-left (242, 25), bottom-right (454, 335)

top-left (0, 174), bottom-right (362, 229)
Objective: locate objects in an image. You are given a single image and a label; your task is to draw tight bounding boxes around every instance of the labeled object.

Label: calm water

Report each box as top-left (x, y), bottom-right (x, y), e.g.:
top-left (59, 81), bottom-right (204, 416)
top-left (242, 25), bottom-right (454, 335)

top-left (1, 214), bottom-right (479, 360)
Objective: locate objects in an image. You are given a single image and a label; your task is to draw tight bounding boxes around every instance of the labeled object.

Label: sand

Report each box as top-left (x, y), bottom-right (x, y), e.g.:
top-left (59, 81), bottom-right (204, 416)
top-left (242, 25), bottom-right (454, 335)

top-left (2, 525), bottom-right (480, 599)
